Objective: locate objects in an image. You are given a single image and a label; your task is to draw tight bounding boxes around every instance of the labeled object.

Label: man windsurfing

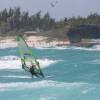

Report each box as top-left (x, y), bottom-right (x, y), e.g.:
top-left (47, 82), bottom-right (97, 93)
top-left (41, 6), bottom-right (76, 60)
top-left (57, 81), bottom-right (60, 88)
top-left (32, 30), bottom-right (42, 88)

top-left (17, 35), bottom-right (44, 78)
top-left (21, 55), bottom-right (44, 78)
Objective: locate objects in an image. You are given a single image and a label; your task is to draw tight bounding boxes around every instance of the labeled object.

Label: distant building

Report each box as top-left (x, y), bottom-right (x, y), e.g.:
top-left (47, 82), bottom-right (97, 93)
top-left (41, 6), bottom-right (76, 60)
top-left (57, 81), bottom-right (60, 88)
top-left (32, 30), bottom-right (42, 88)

top-left (67, 25), bottom-right (100, 43)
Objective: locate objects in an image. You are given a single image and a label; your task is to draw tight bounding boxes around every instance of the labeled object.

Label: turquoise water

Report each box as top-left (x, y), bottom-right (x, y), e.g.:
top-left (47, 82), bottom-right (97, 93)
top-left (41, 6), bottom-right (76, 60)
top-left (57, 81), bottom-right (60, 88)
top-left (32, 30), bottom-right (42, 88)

top-left (0, 46), bottom-right (100, 100)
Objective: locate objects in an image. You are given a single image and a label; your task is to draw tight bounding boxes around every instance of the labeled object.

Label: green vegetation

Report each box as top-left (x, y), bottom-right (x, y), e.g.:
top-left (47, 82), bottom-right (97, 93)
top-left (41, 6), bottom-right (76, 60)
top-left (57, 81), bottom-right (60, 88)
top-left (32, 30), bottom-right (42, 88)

top-left (0, 7), bottom-right (57, 35)
top-left (0, 7), bottom-right (100, 35)
top-left (68, 13), bottom-right (100, 28)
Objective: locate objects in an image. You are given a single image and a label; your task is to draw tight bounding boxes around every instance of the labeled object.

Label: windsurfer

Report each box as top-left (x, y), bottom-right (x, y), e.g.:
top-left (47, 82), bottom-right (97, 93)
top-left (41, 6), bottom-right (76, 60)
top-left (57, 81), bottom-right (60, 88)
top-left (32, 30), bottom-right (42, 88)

top-left (17, 35), bottom-right (44, 78)
top-left (29, 63), bottom-right (39, 78)
top-left (30, 61), bottom-right (44, 78)
top-left (21, 56), bottom-right (44, 78)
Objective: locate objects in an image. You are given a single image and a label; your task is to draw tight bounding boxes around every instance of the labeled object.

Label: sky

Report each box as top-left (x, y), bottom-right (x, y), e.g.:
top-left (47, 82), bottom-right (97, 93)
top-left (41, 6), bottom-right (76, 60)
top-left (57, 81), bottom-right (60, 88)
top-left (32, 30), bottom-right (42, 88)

top-left (0, 0), bottom-right (100, 20)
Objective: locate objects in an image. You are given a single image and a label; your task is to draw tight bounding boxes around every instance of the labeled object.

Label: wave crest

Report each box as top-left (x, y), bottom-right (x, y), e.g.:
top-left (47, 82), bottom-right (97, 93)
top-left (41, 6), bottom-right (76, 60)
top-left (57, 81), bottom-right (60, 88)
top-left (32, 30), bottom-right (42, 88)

top-left (0, 56), bottom-right (59, 69)
top-left (0, 80), bottom-right (88, 91)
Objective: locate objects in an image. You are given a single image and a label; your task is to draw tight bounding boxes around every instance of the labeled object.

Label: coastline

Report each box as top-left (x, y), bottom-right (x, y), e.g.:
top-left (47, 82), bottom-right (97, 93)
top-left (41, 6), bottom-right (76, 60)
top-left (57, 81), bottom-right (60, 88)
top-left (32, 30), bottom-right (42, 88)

top-left (0, 36), bottom-right (70, 49)
top-left (0, 35), bottom-right (99, 49)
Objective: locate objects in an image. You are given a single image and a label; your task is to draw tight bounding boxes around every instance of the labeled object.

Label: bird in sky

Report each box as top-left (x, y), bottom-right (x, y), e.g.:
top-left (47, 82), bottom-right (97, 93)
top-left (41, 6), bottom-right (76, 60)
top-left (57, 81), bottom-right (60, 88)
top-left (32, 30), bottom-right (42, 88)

top-left (50, 0), bottom-right (58, 7)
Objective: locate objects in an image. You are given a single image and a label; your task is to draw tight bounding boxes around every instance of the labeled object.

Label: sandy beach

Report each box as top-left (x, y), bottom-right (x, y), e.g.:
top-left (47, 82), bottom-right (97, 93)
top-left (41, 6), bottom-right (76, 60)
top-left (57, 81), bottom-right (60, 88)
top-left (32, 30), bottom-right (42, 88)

top-left (0, 35), bottom-right (70, 48)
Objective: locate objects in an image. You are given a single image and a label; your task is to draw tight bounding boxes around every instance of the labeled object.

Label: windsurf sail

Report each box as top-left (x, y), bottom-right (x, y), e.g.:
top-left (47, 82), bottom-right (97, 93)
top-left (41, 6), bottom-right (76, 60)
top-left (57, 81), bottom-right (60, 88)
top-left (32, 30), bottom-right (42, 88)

top-left (17, 35), bottom-right (44, 77)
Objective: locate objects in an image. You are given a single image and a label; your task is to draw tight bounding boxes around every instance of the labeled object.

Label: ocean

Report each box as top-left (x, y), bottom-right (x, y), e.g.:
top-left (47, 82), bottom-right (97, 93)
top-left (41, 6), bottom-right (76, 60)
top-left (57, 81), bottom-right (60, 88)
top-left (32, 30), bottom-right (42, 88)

top-left (0, 46), bottom-right (100, 100)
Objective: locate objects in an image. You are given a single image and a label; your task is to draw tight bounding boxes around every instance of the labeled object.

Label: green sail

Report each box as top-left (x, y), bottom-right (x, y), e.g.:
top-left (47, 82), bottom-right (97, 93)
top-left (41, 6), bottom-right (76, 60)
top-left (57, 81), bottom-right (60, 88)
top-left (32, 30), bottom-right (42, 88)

top-left (17, 35), bottom-right (44, 77)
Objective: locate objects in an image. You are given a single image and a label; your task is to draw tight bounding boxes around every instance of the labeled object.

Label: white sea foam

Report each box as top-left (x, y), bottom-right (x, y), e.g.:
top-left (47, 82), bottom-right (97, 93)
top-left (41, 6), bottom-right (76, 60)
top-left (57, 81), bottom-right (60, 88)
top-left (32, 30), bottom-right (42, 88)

top-left (0, 75), bottom-right (31, 79)
top-left (81, 87), bottom-right (96, 94)
top-left (67, 46), bottom-right (99, 51)
top-left (35, 46), bottom-right (69, 50)
top-left (92, 44), bottom-right (100, 50)
top-left (0, 56), bottom-right (58, 69)
top-left (0, 80), bottom-right (88, 91)
top-left (82, 90), bottom-right (88, 94)
top-left (87, 59), bottom-right (100, 64)
top-left (0, 56), bottom-right (19, 60)
top-left (38, 59), bottom-right (57, 68)
top-left (34, 45), bottom-right (100, 51)
top-left (39, 96), bottom-right (57, 100)
top-left (1, 44), bottom-right (100, 51)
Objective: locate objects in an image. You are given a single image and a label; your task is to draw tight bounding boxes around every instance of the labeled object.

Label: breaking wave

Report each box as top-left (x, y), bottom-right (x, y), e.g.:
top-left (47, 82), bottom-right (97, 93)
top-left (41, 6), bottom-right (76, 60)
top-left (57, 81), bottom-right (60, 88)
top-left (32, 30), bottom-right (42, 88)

top-left (35, 45), bottom-right (100, 51)
top-left (0, 56), bottom-right (59, 69)
top-left (0, 80), bottom-right (88, 91)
